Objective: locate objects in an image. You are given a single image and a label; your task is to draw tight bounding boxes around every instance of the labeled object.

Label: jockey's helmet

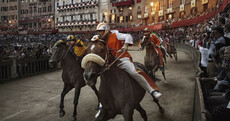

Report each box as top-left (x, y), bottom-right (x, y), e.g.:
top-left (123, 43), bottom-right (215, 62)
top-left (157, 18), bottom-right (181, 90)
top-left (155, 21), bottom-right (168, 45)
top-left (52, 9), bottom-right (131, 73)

top-left (143, 28), bottom-right (150, 36)
top-left (144, 27), bottom-right (150, 32)
top-left (67, 35), bottom-right (75, 41)
top-left (96, 22), bottom-right (109, 31)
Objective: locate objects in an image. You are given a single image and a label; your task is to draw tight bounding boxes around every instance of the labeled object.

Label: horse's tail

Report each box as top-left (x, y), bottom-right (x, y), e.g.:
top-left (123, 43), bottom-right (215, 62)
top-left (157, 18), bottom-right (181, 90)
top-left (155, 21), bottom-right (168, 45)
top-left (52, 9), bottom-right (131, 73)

top-left (133, 62), bottom-right (155, 81)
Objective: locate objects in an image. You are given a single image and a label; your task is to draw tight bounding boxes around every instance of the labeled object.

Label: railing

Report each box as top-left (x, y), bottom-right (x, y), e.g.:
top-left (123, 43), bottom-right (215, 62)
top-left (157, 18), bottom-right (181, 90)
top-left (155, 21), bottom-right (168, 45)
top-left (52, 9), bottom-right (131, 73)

top-left (0, 60), bottom-right (13, 80)
top-left (16, 57), bottom-right (55, 77)
top-left (0, 56), bottom-right (58, 81)
top-left (176, 44), bottom-right (207, 121)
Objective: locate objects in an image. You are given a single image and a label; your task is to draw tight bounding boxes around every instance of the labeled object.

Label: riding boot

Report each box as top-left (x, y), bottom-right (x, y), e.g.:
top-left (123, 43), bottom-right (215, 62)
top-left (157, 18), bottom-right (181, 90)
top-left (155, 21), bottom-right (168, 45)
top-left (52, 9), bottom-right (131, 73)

top-left (151, 90), bottom-right (162, 99)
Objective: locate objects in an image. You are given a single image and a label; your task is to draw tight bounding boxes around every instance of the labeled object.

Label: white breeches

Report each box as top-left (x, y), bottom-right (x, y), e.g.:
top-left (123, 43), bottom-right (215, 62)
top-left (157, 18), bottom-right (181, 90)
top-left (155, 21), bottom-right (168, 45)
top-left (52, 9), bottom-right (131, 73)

top-left (117, 57), bottom-right (154, 93)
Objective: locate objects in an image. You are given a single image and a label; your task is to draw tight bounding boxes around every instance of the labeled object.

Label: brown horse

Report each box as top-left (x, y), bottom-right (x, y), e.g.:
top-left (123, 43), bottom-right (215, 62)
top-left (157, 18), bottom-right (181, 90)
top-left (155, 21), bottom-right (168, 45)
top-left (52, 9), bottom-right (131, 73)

top-left (140, 36), bottom-right (166, 80)
top-left (82, 39), bottom-right (164, 121)
top-left (49, 41), bottom-right (100, 121)
top-left (167, 43), bottom-right (177, 62)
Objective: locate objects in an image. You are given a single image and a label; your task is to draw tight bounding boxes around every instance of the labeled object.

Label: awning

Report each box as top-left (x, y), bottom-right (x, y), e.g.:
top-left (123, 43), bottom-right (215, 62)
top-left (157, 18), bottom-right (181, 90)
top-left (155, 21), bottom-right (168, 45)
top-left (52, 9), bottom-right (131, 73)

top-left (115, 0), bottom-right (134, 7)
top-left (220, 0), bottom-right (230, 12)
top-left (112, 24), bottom-right (163, 32)
top-left (171, 10), bottom-right (218, 28)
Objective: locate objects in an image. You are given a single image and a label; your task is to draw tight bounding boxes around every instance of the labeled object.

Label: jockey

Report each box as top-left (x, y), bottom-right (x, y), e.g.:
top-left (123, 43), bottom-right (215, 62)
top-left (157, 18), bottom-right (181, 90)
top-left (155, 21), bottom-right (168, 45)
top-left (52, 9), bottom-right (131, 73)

top-left (66, 35), bottom-right (86, 58)
top-left (140, 27), bottom-right (165, 71)
top-left (95, 22), bottom-right (162, 99)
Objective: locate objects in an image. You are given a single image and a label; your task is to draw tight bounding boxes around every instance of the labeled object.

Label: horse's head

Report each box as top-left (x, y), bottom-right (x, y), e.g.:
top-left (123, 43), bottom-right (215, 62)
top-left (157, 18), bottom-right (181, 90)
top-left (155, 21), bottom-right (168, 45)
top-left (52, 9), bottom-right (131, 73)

top-left (140, 35), bottom-right (150, 48)
top-left (49, 40), bottom-right (69, 68)
top-left (81, 36), bottom-right (107, 86)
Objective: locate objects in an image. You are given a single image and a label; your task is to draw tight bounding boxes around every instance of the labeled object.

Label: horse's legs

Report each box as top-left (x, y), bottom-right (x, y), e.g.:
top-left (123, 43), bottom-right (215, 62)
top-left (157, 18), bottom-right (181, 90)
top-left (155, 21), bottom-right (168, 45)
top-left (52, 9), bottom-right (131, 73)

top-left (90, 85), bottom-right (100, 109)
top-left (174, 52), bottom-right (177, 62)
top-left (121, 106), bottom-right (134, 121)
top-left (153, 97), bottom-right (165, 114)
top-left (71, 87), bottom-right (81, 121)
top-left (136, 104), bottom-right (147, 121)
top-left (60, 83), bottom-right (73, 117)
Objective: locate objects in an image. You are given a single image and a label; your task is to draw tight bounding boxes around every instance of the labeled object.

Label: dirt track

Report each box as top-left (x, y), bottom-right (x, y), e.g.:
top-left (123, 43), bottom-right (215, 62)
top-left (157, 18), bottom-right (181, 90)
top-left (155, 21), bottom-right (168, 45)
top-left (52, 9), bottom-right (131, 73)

top-left (0, 46), bottom-right (196, 121)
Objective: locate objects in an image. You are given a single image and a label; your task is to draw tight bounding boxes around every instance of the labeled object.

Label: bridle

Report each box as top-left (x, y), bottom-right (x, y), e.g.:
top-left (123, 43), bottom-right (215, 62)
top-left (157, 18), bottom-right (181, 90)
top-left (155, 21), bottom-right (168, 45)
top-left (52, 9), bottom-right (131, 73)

top-left (89, 39), bottom-right (125, 74)
top-left (52, 43), bottom-right (72, 62)
top-left (141, 36), bottom-right (151, 47)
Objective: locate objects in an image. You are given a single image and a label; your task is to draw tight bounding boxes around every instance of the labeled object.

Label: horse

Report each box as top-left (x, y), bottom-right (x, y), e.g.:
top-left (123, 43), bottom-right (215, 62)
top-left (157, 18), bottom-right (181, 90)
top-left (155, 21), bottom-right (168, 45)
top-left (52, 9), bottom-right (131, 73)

top-left (140, 36), bottom-right (166, 80)
top-left (166, 43), bottom-right (177, 62)
top-left (49, 41), bottom-right (100, 121)
top-left (81, 38), bottom-right (164, 121)
top-left (160, 47), bottom-right (167, 63)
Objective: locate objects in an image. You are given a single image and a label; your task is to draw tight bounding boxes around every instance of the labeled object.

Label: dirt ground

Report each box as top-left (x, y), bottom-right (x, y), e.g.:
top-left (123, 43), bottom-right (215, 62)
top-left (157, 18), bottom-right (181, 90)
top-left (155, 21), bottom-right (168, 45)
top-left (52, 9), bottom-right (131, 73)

top-left (0, 46), bottom-right (196, 121)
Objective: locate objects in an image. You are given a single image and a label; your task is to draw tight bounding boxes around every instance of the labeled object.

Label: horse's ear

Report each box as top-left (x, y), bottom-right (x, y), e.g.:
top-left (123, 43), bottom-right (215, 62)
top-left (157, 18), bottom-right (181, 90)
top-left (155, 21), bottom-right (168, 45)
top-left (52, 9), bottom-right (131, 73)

top-left (101, 31), bottom-right (110, 44)
top-left (54, 40), bottom-right (66, 47)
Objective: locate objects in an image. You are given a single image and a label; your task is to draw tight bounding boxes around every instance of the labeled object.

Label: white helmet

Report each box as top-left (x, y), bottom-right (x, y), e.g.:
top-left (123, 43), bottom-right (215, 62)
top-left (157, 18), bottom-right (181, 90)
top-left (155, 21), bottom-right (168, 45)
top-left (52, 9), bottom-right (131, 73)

top-left (96, 22), bottom-right (109, 31)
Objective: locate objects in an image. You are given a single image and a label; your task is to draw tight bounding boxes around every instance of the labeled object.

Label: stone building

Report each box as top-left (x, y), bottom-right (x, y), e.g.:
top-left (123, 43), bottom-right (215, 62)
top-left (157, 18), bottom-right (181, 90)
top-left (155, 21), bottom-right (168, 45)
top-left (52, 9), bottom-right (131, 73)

top-left (0, 0), bottom-right (19, 33)
top-left (55, 0), bottom-right (99, 33)
top-left (18, 0), bottom-right (55, 34)
top-left (104, 0), bottom-right (219, 28)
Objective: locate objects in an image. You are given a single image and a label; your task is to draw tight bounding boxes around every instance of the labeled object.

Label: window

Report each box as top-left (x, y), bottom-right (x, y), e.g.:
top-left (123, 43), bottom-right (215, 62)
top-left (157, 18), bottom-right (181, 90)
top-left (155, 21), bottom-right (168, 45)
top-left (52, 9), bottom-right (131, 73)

top-left (181, 0), bottom-right (185, 4)
top-left (167, 0), bottom-right (173, 8)
top-left (119, 16), bottom-right (123, 23)
top-left (111, 14), bottom-right (115, 23)
top-left (48, 6), bottom-right (51, 11)
top-left (130, 15), bottom-right (133, 21)
top-left (159, 1), bottom-right (163, 10)
top-left (38, 8), bottom-right (41, 13)
top-left (43, 7), bottom-right (46, 12)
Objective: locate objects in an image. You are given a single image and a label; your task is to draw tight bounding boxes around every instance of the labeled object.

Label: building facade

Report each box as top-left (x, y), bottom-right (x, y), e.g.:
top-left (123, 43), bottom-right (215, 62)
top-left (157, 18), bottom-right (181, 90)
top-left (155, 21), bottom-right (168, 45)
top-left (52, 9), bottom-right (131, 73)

top-left (18, 0), bottom-right (55, 34)
top-left (55, 0), bottom-right (99, 33)
top-left (0, 0), bottom-right (19, 32)
top-left (107, 0), bottom-right (219, 28)
top-left (0, 0), bottom-right (221, 33)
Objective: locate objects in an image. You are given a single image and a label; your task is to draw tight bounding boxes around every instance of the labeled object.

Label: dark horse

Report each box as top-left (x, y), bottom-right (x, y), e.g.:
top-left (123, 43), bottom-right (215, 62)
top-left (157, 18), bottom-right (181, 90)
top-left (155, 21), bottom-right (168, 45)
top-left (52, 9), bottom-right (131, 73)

top-left (166, 42), bottom-right (177, 62)
top-left (82, 38), bottom-right (164, 121)
top-left (140, 36), bottom-right (166, 80)
top-left (49, 41), bottom-right (100, 121)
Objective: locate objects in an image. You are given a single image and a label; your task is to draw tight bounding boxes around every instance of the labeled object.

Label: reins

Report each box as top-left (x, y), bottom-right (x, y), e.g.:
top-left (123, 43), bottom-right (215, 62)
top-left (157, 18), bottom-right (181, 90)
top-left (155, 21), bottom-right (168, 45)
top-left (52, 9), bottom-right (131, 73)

top-left (102, 50), bottom-right (126, 73)
top-left (55, 43), bottom-right (72, 62)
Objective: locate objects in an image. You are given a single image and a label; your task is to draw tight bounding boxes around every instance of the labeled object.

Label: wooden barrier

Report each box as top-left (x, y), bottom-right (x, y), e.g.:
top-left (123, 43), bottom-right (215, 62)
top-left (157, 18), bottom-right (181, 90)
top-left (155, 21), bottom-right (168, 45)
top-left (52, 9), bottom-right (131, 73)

top-left (0, 56), bottom-right (57, 81)
top-left (16, 57), bottom-right (57, 77)
top-left (176, 44), bottom-right (207, 121)
top-left (0, 60), bottom-right (13, 80)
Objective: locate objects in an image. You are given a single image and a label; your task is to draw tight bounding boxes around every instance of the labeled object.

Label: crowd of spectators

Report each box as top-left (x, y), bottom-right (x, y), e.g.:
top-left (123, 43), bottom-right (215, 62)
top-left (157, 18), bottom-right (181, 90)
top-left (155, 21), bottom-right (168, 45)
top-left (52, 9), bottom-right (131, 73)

top-left (0, 33), bottom-right (90, 61)
top-left (148, 4), bottom-right (230, 121)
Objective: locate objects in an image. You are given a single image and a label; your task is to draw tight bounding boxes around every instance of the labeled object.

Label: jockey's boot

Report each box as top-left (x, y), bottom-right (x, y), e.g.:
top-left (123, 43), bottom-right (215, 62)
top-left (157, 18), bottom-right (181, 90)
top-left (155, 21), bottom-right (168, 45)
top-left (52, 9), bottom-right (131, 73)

top-left (151, 90), bottom-right (162, 99)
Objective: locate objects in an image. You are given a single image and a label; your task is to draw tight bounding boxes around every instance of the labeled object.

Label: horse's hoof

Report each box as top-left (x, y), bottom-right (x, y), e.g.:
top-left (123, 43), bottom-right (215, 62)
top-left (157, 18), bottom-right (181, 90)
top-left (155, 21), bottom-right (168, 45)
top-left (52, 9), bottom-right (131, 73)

top-left (59, 110), bottom-right (66, 117)
top-left (71, 116), bottom-right (77, 121)
top-left (159, 107), bottom-right (165, 114)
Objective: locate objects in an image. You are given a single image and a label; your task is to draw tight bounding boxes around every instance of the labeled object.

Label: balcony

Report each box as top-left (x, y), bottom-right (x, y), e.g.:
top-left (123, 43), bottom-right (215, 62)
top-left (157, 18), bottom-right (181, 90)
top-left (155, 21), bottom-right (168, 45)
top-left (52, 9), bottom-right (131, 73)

top-left (57, 1), bottom-right (98, 12)
top-left (57, 20), bottom-right (98, 28)
top-left (114, 0), bottom-right (134, 7)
